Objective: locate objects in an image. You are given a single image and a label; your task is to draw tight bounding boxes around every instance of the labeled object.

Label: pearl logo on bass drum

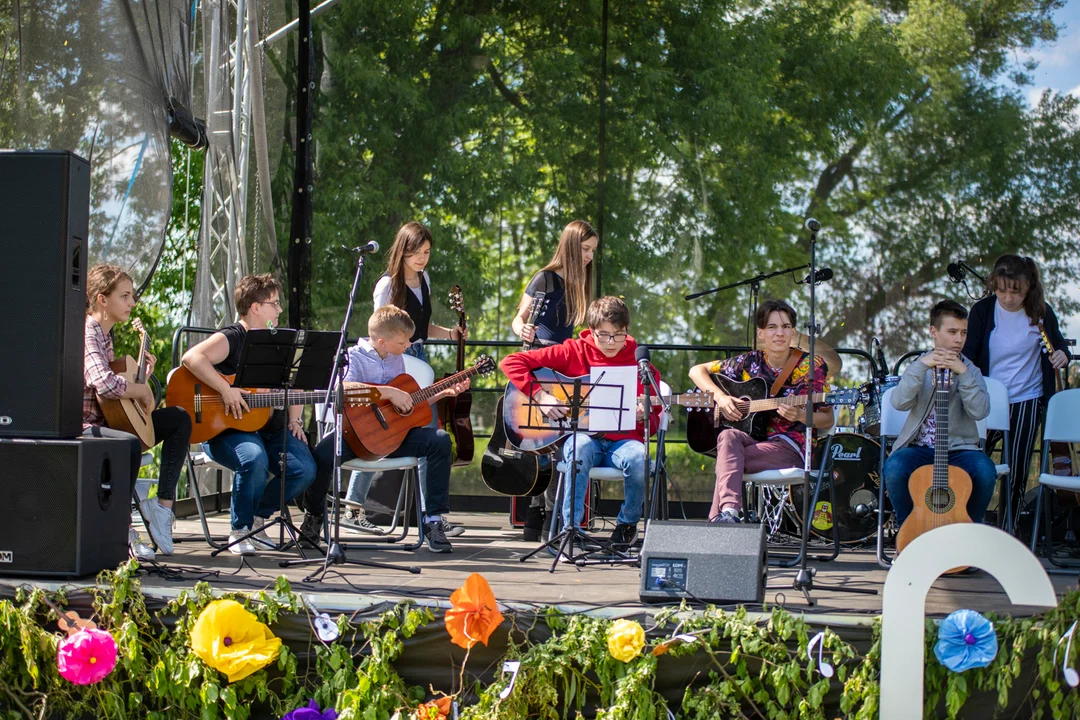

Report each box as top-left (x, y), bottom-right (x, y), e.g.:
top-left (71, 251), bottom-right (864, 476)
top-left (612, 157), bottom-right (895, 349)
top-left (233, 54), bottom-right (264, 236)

top-left (0, 551), bottom-right (12, 563)
top-left (830, 443), bottom-right (863, 462)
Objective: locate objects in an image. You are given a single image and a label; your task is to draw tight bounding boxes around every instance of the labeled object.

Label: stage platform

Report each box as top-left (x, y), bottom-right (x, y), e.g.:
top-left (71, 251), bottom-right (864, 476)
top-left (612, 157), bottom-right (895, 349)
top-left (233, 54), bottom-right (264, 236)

top-left (5, 511), bottom-right (1075, 621)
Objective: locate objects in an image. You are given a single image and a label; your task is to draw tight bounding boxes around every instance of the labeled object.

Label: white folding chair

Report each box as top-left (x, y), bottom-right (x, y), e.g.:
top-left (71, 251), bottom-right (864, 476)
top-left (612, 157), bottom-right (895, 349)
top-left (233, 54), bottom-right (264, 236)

top-left (875, 387), bottom-right (910, 568)
top-left (329, 355), bottom-right (435, 550)
top-left (976, 377), bottom-right (1013, 531)
top-left (1029, 389), bottom-right (1080, 570)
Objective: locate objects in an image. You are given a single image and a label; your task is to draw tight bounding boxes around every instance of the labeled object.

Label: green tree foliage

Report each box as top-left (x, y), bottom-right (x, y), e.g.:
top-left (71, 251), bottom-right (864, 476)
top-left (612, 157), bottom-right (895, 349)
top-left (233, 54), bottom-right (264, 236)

top-left (251, 0), bottom-right (1079, 384)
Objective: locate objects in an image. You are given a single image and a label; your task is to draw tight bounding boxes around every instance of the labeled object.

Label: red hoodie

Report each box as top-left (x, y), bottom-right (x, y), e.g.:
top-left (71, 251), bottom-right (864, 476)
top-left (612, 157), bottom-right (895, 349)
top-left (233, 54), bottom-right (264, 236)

top-left (499, 329), bottom-right (661, 444)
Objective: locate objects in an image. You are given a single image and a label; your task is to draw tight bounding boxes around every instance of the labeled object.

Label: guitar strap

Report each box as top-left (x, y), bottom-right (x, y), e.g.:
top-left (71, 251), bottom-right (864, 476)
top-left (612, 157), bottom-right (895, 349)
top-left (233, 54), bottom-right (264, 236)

top-left (770, 351), bottom-right (806, 398)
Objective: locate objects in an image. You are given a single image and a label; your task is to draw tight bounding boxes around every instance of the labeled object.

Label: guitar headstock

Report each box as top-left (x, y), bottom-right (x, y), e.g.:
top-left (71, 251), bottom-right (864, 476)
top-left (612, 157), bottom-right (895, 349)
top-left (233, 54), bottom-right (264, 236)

top-left (827, 388), bottom-right (862, 407)
top-left (448, 285), bottom-right (465, 314)
top-left (1037, 323), bottom-right (1056, 357)
top-left (472, 355), bottom-right (497, 377)
top-left (679, 388), bottom-right (715, 410)
top-left (345, 385), bottom-right (382, 407)
top-left (527, 291), bottom-right (548, 323)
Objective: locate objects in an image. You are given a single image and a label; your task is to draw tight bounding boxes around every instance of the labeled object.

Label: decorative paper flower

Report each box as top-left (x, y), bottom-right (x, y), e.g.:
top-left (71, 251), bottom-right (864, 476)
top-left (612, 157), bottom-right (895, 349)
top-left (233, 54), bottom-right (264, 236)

top-left (314, 613), bottom-right (339, 643)
top-left (444, 573), bottom-right (504, 650)
top-left (189, 599), bottom-right (281, 683)
top-left (282, 699), bottom-right (338, 720)
top-left (934, 609), bottom-right (998, 673)
top-left (56, 628), bottom-right (118, 685)
top-left (413, 696), bottom-right (452, 720)
top-left (607, 619), bottom-right (646, 663)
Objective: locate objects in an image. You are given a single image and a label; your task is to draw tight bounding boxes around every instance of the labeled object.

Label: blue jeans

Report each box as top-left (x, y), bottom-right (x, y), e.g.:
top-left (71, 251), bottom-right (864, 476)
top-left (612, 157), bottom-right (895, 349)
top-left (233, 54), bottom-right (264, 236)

top-left (204, 428), bottom-right (317, 531)
top-left (883, 446), bottom-right (998, 527)
top-left (402, 341), bottom-right (434, 509)
top-left (558, 434), bottom-right (646, 528)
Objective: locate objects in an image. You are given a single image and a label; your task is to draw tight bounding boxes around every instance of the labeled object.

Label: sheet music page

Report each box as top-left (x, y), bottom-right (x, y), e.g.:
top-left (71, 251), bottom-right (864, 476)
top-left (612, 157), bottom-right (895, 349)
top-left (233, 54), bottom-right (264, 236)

top-left (588, 365), bottom-right (637, 432)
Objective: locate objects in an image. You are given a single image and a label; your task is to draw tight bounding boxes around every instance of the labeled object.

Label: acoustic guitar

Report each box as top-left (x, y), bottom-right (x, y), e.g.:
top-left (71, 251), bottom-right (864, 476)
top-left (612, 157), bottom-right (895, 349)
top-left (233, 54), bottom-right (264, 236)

top-left (99, 318), bottom-right (156, 450)
top-left (166, 366), bottom-right (379, 443)
top-left (1038, 323), bottom-right (1078, 502)
top-left (480, 292), bottom-right (556, 497)
top-left (343, 356), bottom-right (496, 461)
top-left (684, 374), bottom-right (860, 456)
top-left (502, 368), bottom-right (715, 453)
top-left (436, 285), bottom-right (475, 467)
top-left (895, 367), bottom-right (972, 565)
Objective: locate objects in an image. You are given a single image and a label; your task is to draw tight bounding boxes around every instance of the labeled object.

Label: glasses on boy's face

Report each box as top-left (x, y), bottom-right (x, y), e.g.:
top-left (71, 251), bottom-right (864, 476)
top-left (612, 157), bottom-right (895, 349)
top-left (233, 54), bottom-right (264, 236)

top-left (260, 299), bottom-right (282, 309)
top-left (595, 332), bottom-right (627, 344)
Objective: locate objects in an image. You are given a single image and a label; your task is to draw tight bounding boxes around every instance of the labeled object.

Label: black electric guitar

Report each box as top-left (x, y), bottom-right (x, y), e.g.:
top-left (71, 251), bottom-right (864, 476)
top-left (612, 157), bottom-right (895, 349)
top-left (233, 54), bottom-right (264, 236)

top-left (480, 292), bottom-right (554, 497)
top-left (685, 374), bottom-right (859, 456)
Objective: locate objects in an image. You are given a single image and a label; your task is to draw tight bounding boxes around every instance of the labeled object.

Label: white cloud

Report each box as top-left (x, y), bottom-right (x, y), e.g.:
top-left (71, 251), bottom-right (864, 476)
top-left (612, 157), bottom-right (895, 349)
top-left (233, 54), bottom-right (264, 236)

top-left (1027, 86), bottom-right (1050, 108)
top-left (1071, 84), bottom-right (1080, 99)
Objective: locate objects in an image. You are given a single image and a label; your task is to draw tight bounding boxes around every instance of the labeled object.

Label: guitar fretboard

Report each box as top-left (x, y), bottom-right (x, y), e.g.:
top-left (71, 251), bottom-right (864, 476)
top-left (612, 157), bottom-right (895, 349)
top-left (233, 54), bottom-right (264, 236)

top-left (933, 368), bottom-right (951, 489)
top-left (411, 365), bottom-right (487, 405)
top-left (739, 392), bottom-right (830, 412)
top-left (243, 391), bottom-right (333, 409)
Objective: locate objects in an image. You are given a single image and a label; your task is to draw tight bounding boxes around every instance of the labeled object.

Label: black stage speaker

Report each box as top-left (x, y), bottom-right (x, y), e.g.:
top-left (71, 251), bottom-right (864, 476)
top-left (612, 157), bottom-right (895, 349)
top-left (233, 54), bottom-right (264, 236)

top-left (0, 150), bottom-right (90, 438)
top-left (639, 521), bottom-right (767, 604)
top-left (0, 437), bottom-right (130, 577)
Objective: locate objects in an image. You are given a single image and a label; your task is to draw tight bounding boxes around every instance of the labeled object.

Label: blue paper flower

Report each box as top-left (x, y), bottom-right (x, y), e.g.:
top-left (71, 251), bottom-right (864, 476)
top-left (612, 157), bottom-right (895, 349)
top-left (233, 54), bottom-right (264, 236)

top-left (934, 609), bottom-right (998, 672)
top-left (281, 699), bottom-right (337, 720)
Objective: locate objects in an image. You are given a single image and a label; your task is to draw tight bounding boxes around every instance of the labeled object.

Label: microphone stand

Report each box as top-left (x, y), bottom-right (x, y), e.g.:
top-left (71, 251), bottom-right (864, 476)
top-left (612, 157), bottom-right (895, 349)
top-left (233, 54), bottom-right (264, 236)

top-left (281, 247), bottom-right (420, 579)
top-left (686, 265), bottom-right (808, 349)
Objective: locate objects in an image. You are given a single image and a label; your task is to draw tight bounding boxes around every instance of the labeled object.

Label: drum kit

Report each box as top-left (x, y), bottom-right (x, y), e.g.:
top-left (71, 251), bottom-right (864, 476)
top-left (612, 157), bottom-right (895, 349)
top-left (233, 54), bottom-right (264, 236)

top-left (761, 335), bottom-right (899, 545)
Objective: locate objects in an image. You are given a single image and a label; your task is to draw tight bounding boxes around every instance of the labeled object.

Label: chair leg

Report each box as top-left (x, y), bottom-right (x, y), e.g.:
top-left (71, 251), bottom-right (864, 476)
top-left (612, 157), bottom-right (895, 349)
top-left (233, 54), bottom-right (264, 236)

top-left (179, 454), bottom-right (227, 550)
top-left (1029, 485), bottom-right (1044, 555)
top-left (402, 469), bottom-right (425, 551)
top-left (876, 436), bottom-right (892, 569)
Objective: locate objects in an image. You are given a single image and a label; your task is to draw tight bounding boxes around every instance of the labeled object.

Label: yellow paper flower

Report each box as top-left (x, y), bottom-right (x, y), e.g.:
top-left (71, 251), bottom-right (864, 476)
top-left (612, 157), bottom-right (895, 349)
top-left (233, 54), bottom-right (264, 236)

top-left (607, 619), bottom-right (646, 663)
top-left (189, 599), bottom-right (281, 683)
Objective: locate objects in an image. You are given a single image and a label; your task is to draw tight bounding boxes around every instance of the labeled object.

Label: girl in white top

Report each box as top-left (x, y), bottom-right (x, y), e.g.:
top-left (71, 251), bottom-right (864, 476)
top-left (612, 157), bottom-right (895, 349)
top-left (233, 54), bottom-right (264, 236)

top-left (962, 255), bottom-right (1070, 530)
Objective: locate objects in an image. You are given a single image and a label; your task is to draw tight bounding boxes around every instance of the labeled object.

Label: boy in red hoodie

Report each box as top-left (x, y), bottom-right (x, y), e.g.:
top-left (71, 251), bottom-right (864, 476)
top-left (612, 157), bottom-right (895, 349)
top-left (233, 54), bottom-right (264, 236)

top-left (500, 296), bottom-right (660, 548)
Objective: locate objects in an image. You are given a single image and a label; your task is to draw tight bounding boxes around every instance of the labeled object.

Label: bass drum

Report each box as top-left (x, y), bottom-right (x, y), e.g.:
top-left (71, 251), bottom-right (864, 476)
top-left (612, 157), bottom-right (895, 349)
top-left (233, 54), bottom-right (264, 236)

top-left (790, 432), bottom-right (882, 544)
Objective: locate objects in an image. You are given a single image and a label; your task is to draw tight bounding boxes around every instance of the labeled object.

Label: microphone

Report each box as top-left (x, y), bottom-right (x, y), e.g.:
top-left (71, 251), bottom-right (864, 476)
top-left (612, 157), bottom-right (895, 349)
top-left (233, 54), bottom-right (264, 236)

top-left (797, 268), bottom-right (833, 284)
top-left (804, 218), bottom-right (821, 232)
top-left (635, 345), bottom-right (651, 376)
top-left (946, 262), bottom-right (966, 283)
top-left (349, 240), bottom-right (380, 255)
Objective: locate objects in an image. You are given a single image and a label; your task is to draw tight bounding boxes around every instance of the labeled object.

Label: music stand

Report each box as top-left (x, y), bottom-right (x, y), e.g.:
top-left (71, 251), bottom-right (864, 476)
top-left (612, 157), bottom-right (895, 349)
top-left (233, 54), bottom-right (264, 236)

top-left (518, 373), bottom-right (637, 572)
top-left (211, 328), bottom-right (338, 559)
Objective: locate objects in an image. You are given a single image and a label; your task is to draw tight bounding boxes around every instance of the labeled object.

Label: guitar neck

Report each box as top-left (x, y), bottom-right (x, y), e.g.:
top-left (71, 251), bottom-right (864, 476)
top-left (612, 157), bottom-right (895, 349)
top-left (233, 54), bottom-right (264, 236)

top-left (244, 390), bottom-right (329, 409)
top-left (933, 369), bottom-right (951, 487)
top-left (743, 392), bottom-right (829, 413)
top-left (412, 366), bottom-right (481, 405)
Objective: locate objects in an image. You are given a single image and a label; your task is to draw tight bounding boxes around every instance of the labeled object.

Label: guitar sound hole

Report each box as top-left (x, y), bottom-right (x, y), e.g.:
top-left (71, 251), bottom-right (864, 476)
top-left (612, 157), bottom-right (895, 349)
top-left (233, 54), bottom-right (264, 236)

top-left (924, 487), bottom-right (955, 513)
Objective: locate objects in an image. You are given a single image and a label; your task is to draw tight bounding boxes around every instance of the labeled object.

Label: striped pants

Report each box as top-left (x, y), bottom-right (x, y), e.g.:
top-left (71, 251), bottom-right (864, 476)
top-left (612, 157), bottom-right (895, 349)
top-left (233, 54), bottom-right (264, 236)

top-left (984, 397), bottom-right (1043, 532)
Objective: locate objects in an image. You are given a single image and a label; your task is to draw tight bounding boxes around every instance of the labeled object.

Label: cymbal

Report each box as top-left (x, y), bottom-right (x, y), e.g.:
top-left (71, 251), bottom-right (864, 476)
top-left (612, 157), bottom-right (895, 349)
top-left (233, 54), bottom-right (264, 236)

top-left (790, 332), bottom-right (842, 379)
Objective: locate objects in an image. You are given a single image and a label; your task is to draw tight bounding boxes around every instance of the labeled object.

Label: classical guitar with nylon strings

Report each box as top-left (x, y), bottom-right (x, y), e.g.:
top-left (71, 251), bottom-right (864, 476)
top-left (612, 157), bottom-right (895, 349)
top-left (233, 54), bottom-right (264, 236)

top-left (166, 366), bottom-right (379, 443)
top-left (99, 317), bottom-right (156, 450)
top-left (895, 367), bottom-right (972, 571)
top-left (344, 356), bottom-right (496, 461)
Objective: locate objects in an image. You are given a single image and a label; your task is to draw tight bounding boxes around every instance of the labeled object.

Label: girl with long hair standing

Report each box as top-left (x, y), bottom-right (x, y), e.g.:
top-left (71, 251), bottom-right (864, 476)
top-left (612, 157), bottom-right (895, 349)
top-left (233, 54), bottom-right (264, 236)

top-left (962, 254), bottom-right (1070, 530)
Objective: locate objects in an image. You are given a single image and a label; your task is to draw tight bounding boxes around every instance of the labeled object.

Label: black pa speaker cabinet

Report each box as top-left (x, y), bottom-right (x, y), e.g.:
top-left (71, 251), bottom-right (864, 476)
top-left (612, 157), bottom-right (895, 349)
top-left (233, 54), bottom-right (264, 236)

top-left (0, 437), bottom-right (130, 577)
top-left (0, 150), bottom-right (90, 437)
top-left (639, 521), bottom-right (767, 605)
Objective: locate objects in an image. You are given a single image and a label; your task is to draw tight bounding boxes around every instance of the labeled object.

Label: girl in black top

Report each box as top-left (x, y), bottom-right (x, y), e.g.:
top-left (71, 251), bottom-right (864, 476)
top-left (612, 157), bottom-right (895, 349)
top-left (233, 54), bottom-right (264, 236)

top-left (961, 255), bottom-right (1070, 530)
top-left (511, 219), bottom-right (598, 347)
top-left (372, 222), bottom-right (466, 362)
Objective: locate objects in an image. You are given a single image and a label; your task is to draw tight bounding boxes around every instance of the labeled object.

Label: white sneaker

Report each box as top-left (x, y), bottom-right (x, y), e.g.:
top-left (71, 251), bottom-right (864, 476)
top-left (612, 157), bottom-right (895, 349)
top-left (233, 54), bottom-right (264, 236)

top-left (228, 528), bottom-right (257, 556)
top-left (140, 497), bottom-right (175, 555)
top-left (128, 527), bottom-right (155, 562)
top-left (250, 517), bottom-right (277, 549)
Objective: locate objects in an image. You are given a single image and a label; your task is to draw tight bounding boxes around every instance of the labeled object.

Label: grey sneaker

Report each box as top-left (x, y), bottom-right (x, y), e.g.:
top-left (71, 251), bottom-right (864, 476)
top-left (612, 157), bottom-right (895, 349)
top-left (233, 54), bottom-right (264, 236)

top-left (436, 518), bottom-right (465, 538)
top-left (128, 527), bottom-right (155, 562)
top-left (250, 517), bottom-right (277, 549)
top-left (422, 520), bottom-right (453, 553)
top-left (710, 508), bottom-right (742, 524)
top-left (228, 528), bottom-right (257, 556)
top-left (340, 508), bottom-right (381, 534)
top-left (140, 497), bottom-right (175, 555)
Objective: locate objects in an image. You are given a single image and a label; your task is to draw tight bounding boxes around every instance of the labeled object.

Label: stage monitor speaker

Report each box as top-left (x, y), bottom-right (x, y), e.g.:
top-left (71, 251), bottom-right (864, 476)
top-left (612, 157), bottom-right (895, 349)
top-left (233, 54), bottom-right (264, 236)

top-left (0, 150), bottom-right (90, 438)
top-left (639, 521), bottom-right (767, 605)
top-left (0, 437), bottom-right (131, 577)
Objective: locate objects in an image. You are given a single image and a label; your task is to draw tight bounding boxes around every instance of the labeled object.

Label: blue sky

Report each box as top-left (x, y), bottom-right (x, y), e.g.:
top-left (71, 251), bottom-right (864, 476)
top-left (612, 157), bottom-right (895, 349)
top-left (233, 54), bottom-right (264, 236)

top-left (1011, 2), bottom-right (1080, 339)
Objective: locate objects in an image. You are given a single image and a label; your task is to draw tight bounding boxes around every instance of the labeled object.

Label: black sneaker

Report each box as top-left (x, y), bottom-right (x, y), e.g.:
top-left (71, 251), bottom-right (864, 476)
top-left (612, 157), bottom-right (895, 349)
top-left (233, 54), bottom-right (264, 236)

top-left (298, 513), bottom-right (323, 549)
top-left (422, 521), bottom-right (453, 553)
top-left (610, 523), bottom-right (638, 548)
top-left (437, 518), bottom-right (465, 538)
top-left (710, 508), bottom-right (742, 524)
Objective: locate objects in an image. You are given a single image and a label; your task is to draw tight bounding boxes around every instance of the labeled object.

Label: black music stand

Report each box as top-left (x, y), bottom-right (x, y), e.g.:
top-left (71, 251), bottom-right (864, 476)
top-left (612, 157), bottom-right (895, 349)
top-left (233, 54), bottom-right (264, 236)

top-left (518, 374), bottom-right (637, 572)
top-left (211, 328), bottom-right (338, 559)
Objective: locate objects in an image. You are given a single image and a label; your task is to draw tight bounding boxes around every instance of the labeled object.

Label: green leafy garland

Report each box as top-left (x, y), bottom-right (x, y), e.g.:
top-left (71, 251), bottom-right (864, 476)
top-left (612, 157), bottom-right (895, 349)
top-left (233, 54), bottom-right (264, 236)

top-left (1, 561), bottom-right (1078, 720)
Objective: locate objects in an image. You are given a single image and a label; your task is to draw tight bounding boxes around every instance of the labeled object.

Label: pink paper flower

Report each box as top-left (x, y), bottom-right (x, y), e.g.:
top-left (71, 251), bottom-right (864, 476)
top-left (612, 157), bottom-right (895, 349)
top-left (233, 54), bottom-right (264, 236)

top-left (57, 628), bottom-right (118, 685)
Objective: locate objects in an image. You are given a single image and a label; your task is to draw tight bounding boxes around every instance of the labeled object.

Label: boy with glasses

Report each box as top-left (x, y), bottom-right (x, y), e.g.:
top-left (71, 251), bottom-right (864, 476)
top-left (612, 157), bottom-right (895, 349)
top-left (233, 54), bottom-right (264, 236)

top-left (500, 296), bottom-right (661, 549)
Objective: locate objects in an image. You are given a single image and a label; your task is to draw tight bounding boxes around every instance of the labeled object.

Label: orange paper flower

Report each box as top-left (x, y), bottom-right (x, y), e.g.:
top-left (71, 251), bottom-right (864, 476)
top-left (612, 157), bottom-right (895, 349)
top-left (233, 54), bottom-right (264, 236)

top-left (413, 696), bottom-right (452, 720)
top-left (444, 573), bottom-right (504, 650)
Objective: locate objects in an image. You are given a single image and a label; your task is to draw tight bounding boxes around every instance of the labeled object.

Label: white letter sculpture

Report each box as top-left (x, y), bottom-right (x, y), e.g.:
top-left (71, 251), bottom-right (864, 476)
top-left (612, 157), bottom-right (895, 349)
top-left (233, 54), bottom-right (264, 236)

top-left (880, 524), bottom-right (1056, 719)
